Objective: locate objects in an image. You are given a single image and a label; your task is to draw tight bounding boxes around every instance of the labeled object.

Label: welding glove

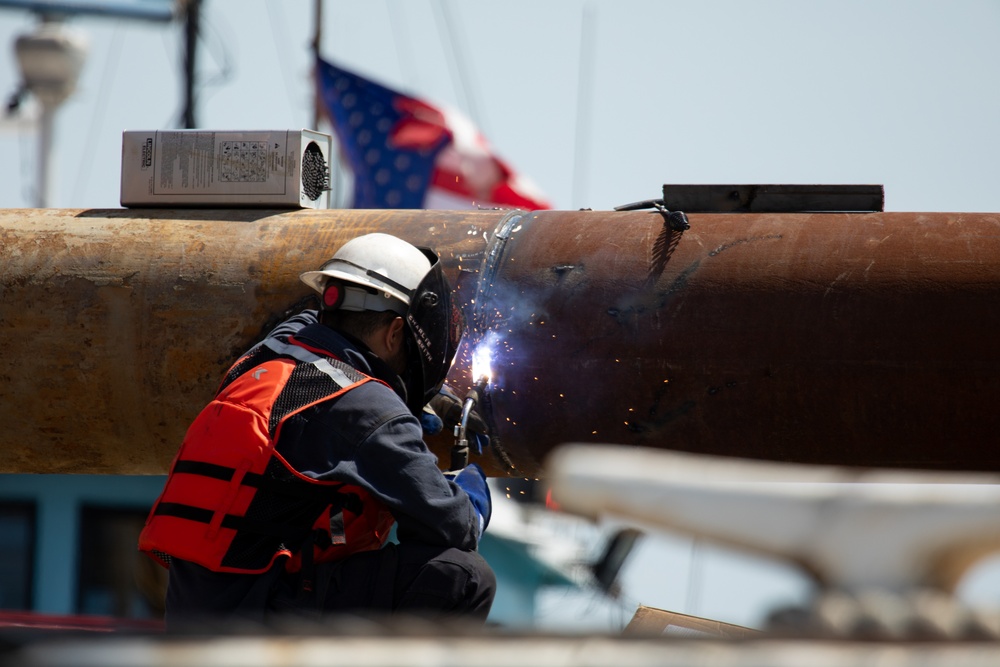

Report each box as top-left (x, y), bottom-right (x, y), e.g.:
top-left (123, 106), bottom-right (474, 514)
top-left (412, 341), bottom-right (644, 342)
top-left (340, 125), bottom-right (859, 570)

top-left (446, 463), bottom-right (492, 538)
top-left (428, 385), bottom-right (490, 454)
top-left (420, 404), bottom-right (445, 435)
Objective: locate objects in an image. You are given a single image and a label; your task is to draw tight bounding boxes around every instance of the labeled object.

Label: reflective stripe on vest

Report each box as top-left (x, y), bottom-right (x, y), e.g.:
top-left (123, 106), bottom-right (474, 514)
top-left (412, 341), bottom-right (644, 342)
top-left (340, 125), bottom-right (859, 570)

top-left (263, 336), bottom-right (359, 389)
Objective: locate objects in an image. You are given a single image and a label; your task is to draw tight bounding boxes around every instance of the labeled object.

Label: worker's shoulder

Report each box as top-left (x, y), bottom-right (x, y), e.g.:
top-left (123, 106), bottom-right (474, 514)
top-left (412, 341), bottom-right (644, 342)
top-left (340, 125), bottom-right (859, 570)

top-left (322, 372), bottom-right (413, 423)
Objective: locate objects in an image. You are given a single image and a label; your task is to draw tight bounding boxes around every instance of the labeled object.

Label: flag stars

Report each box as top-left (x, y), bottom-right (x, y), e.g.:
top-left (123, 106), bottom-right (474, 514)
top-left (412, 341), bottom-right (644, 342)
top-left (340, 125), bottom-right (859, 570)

top-left (319, 57), bottom-right (545, 209)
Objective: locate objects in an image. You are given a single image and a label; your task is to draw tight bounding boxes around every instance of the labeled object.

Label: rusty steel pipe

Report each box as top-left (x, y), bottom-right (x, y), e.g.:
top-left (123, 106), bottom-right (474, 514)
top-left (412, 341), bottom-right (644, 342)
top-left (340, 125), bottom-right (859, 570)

top-left (2, 208), bottom-right (999, 476)
top-left (0, 208), bottom-right (503, 475)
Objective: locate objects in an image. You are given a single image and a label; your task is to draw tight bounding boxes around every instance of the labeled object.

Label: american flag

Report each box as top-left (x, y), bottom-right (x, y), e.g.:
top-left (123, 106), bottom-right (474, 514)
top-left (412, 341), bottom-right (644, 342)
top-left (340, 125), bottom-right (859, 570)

top-left (315, 56), bottom-right (551, 210)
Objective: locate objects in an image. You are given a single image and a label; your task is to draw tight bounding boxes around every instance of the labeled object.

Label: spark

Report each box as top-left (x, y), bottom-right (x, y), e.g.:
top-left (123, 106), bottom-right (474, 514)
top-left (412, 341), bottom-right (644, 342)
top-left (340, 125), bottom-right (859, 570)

top-left (472, 332), bottom-right (498, 384)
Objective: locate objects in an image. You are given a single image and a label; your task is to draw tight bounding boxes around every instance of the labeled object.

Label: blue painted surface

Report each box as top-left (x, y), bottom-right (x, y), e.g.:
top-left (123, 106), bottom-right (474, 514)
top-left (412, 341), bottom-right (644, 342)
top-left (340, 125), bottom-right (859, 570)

top-left (0, 474), bottom-right (577, 623)
top-left (0, 474), bottom-right (164, 614)
top-left (479, 532), bottom-right (578, 626)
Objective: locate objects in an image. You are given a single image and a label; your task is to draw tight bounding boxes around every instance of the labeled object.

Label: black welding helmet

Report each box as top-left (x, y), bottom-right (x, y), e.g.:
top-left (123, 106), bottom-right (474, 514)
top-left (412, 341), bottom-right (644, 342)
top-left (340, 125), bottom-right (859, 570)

top-left (300, 233), bottom-right (464, 413)
top-left (404, 255), bottom-right (465, 414)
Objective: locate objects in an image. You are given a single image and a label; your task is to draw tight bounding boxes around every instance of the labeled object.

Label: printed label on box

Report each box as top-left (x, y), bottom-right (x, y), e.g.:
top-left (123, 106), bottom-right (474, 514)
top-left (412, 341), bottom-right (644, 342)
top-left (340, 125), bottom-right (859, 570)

top-left (152, 131), bottom-right (288, 195)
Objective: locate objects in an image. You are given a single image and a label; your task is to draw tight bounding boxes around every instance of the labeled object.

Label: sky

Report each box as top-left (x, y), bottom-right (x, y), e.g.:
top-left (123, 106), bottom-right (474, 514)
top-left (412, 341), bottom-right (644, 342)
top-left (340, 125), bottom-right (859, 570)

top-left (1, 0), bottom-right (999, 212)
top-left (1, 0), bottom-right (999, 630)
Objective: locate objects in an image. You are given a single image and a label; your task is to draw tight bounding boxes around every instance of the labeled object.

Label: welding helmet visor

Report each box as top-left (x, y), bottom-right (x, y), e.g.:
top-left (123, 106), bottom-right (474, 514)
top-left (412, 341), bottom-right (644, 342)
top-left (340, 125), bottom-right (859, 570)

top-left (403, 256), bottom-right (464, 414)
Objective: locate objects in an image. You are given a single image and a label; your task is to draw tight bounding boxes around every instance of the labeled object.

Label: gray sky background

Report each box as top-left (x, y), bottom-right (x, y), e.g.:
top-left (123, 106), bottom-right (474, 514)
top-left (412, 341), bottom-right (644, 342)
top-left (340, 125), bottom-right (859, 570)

top-left (1, 0), bottom-right (999, 629)
top-left (1, 0), bottom-right (999, 211)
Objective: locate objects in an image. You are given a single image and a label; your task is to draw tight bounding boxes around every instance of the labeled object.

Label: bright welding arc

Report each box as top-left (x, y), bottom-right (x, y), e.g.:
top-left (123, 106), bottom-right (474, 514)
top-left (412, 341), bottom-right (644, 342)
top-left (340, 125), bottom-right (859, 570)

top-left (471, 330), bottom-right (497, 386)
top-left (451, 333), bottom-right (496, 471)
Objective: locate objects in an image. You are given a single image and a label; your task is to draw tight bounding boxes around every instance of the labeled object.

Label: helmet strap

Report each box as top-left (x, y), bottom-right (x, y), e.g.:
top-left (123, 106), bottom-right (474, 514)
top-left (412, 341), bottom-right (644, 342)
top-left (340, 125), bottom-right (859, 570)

top-left (322, 279), bottom-right (406, 315)
top-left (326, 258), bottom-right (416, 301)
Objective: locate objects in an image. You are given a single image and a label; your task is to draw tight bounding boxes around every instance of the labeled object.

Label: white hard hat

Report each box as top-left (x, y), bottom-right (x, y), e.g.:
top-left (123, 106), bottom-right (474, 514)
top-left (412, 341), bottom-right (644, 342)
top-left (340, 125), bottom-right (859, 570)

top-left (300, 233), bottom-right (434, 315)
top-left (301, 232), bottom-right (465, 413)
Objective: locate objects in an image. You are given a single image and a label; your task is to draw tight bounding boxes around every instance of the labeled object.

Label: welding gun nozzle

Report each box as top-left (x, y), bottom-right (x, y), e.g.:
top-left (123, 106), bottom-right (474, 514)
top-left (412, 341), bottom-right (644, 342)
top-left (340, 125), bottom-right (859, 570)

top-left (453, 375), bottom-right (489, 469)
top-left (456, 376), bottom-right (488, 446)
top-left (458, 395), bottom-right (477, 432)
top-left (464, 375), bottom-right (489, 405)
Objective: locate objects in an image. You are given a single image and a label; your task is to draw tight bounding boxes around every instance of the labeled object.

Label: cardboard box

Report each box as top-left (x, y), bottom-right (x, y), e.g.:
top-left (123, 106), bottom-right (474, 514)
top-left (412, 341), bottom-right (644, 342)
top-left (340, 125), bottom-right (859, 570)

top-left (121, 129), bottom-right (332, 208)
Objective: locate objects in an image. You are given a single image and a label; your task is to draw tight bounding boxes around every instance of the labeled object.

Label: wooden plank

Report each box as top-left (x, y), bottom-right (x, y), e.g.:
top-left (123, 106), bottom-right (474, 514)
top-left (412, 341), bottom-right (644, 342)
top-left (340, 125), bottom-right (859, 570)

top-left (623, 605), bottom-right (759, 639)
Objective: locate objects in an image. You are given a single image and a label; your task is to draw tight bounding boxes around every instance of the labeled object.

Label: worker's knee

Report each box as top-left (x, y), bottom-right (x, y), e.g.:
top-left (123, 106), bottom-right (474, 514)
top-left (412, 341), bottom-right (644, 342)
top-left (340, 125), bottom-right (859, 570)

top-left (395, 546), bottom-right (496, 619)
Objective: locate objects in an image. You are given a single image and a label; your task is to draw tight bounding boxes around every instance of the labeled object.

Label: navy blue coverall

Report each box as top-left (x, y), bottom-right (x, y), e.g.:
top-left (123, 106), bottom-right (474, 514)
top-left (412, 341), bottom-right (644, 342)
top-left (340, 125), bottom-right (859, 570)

top-left (163, 311), bottom-right (494, 628)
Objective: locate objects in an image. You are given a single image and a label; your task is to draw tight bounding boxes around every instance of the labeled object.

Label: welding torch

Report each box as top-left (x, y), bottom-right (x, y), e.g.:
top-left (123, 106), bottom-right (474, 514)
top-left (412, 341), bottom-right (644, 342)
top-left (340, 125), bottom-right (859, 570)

top-left (451, 375), bottom-right (489, 470)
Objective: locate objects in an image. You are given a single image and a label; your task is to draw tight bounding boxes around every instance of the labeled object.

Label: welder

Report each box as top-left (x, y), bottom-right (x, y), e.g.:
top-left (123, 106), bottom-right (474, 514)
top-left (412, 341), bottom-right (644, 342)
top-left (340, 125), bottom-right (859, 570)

top-left (139, 232), bottom-right (495, 628)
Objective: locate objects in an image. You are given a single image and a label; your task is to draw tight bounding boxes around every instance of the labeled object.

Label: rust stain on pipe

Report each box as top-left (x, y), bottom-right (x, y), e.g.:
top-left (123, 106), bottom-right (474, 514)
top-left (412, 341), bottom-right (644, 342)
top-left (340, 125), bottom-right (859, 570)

top-left (2, 208), bottom-right (999, 476)
top-left (0, 208), bottom-right (501, 475)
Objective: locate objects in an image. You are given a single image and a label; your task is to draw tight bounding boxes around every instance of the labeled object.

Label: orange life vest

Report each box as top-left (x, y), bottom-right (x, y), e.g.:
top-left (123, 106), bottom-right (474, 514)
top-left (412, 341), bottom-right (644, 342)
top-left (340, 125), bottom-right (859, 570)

top-left (139, 336), bottom-right (396, 574)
